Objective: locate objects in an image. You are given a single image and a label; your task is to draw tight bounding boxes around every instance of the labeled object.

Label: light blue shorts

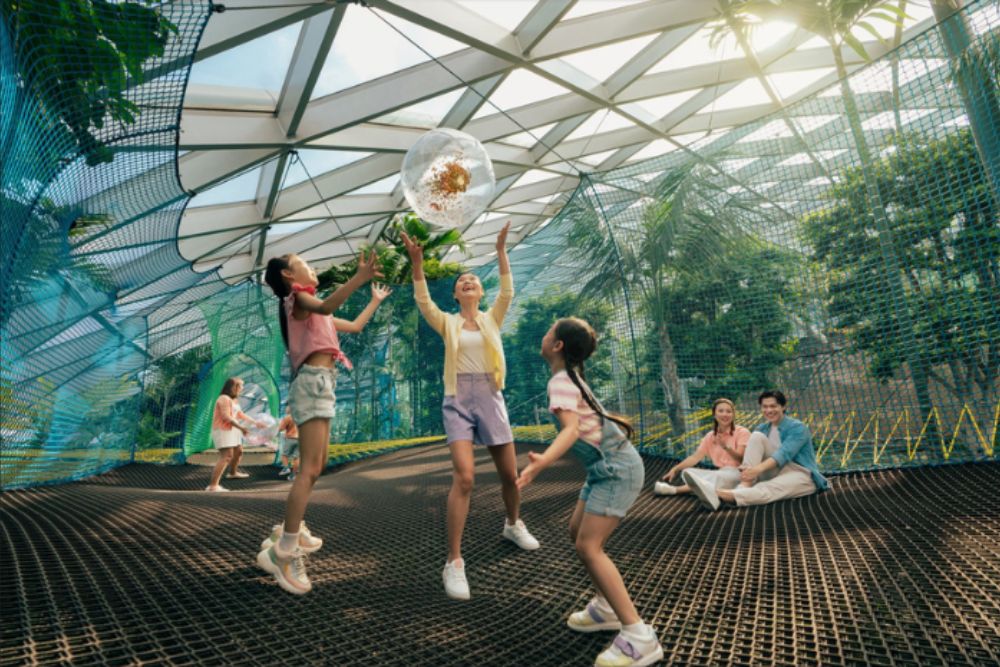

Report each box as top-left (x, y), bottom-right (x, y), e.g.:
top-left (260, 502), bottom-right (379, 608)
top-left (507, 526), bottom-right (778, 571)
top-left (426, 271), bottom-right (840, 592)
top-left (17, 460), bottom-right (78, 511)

top-left (289, 365), bottom-right (337, 425)
top-left (578, 441), bottom-right (645, 518)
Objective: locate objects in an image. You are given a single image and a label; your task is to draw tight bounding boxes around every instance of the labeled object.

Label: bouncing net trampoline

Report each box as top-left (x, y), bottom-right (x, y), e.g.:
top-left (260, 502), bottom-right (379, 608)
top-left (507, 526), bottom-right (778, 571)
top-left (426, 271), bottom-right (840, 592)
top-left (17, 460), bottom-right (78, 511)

top-left (2, 446), bottom-right (1000, 667)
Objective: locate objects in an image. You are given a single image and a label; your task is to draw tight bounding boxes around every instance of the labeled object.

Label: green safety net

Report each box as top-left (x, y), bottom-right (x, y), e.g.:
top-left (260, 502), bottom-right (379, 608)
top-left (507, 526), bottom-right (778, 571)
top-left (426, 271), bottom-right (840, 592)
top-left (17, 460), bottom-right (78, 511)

top-left (2, 0), bottom-right (998, 489)
top-left (1, 0), bottom-right (213, 487)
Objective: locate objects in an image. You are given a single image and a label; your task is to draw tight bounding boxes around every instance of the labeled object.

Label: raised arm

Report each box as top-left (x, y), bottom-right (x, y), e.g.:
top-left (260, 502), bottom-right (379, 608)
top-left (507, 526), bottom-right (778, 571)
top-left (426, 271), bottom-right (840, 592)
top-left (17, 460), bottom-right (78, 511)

top-left (295, 250), bottom-right (382, 316)
top-left (333, 283), bottom-right (392, 333)
top-left (402, 232), bottom-right (446, 335)
top-left (487, 221), bottom-right (514, 326)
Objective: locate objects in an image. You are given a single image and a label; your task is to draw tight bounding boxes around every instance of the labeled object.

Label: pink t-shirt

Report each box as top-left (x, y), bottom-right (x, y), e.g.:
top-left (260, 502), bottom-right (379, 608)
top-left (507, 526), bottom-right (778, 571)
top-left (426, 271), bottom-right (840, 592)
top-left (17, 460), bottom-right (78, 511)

top-left (547, 371), bottom-right (602, 447)
top-left (695, 426), bottom-right (751, 468)
top-left (212, 395), bottom-right (244, 431)
top-left (284, 287), bottom-right (352, 373)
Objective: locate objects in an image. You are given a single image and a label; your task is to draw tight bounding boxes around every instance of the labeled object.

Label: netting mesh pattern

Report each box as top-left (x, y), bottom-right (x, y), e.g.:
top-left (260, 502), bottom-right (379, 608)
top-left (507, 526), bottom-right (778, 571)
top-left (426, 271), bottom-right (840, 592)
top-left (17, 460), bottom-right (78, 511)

top-left (1, 1), bottom-right (212, 488)
top-left (558, 0), bottom-right (1000, 468)
top-left (3, 1), bottom-right (999, 488)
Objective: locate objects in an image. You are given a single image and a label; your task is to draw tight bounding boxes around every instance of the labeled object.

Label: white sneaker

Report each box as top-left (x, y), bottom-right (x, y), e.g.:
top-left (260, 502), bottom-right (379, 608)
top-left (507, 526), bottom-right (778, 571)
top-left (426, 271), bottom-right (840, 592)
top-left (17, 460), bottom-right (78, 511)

top-left (225, 470), bottom-right (250, 479)
top-left (502, 519), bottom-right (540, 550)
top-left (442, 559), bottom-right (470, 600)
top-left (568, 596), bottom-right (622, 632)
top-left (278, 467), bottom-right (291, 477)
top-left (595, 628), bottom-right (664, 667)
top-left (653, 481), bottom-right (679, 496)
top-left (682, 470), bottom-right (720, 511)
top-left (259, 522), bottom-right (323, 553)
top-left (256, 544), bottom-right (312, 595)
top-left (204, 485), bottom-right (230, 492)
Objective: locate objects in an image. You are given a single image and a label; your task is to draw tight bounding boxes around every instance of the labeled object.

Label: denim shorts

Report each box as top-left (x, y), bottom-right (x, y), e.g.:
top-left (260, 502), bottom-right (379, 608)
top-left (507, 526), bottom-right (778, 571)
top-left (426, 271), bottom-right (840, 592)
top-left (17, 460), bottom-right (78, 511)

top-left (577, 441), bottom-right (644, 518)
top-left (282, 437), bottom-right (300, 459)
top-left (442, 373), bottom-right (514, 446)
top-left (289, 365), bottom-right (337, 425)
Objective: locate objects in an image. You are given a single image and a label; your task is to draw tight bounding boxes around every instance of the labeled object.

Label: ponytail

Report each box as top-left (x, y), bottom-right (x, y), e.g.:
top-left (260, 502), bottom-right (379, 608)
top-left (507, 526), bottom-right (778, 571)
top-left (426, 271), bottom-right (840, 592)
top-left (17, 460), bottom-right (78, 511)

top-left (566, 366), bottom-right (635, 440)
top-left (264, 256), bottom-right (291, 349)
top-left (554, 317), bottom-right (635, 441)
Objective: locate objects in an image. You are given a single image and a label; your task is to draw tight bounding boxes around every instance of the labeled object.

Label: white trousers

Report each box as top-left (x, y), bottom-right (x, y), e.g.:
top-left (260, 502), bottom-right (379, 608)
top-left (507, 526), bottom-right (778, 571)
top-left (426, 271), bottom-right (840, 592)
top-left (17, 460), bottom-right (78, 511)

top-left (730, 432), bottom-right (816, 507)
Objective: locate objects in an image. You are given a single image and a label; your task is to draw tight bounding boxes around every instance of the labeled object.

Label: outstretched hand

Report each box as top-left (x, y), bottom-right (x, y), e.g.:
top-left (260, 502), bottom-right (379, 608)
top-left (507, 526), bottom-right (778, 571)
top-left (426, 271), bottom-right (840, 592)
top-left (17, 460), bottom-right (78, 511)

top-left (495, 221), bottom-right (511, 252)
top-left (661, 465), bottom-right (680, 482)
top-left (400, 232), bottom-right (424, 266)
top-left (516, 451), bottom-right (545, 491)
top-left (371, 283), bottom-right (392, 302)
top-left (354, 250), bottom-right (383, 283)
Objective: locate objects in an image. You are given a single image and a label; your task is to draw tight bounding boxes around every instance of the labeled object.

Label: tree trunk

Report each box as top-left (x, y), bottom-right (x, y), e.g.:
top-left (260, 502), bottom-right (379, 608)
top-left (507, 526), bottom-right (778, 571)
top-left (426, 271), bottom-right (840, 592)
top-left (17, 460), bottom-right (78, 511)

top-left (931, 0), bottom-right (1000, 205)
top-left (657, 322), bottom-right (686, 437)
top-left (833, 48), bottom-right (937, 432)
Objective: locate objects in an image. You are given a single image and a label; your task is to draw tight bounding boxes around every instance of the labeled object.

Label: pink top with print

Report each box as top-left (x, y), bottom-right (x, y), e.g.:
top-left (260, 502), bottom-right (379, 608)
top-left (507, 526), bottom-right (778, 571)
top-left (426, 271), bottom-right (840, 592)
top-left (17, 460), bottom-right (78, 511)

top-left (284, 286), bottom-right (352, 373)
top-left (547, 370), bottom-right (602, 448)
top-left (695, 426), bottom-right (751, 467)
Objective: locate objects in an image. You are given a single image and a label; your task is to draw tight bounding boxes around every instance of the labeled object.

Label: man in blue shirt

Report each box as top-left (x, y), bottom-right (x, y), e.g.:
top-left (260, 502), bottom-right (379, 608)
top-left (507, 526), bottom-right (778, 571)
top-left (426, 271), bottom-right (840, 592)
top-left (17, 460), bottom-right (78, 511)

top-left (686, 390), bottom-right (829, 511)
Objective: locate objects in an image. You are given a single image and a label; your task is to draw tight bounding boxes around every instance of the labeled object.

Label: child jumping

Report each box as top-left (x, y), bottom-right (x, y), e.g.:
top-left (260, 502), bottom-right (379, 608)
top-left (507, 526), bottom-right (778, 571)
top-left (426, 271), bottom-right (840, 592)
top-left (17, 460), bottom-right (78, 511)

top-left (518, 317), bottom-right (663, 667)
top-left (402, 222), bottom-right (539, 601)
top-left (258, 251), bottom-right (383, 594)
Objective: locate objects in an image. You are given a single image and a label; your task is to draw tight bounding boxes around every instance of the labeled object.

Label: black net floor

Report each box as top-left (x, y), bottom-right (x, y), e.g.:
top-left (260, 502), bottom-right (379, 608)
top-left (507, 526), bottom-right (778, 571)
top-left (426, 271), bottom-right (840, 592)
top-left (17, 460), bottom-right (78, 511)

top-left (2, 443), bottom-right (1000, 667)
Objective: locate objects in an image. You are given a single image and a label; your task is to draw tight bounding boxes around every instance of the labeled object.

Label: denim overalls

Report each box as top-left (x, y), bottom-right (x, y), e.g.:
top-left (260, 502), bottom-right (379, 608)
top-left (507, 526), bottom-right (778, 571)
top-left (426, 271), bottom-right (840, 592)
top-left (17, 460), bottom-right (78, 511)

top-left (561, 411), bottom-right (645, 519)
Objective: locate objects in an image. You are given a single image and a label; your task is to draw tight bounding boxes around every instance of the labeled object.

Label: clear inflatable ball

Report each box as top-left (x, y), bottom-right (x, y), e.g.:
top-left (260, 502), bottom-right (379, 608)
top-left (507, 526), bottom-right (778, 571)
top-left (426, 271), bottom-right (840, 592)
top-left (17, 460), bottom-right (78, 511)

top-left (244, 413), bottom-right (280, 450)
top-left (400, 128), bottom-right (495, 229)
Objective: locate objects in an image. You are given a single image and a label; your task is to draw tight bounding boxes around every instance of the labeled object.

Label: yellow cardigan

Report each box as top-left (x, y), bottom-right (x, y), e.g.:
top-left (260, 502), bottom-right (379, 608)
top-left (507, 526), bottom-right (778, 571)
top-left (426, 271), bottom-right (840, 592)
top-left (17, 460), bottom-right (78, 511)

top-left (413, 272), bottom-right (514, 396)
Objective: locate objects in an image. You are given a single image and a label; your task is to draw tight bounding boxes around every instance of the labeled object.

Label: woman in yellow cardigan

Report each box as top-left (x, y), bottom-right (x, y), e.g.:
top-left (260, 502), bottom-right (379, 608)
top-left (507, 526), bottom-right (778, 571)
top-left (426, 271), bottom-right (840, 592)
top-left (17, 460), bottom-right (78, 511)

top-left (402, 222), bottom-right (540, 601)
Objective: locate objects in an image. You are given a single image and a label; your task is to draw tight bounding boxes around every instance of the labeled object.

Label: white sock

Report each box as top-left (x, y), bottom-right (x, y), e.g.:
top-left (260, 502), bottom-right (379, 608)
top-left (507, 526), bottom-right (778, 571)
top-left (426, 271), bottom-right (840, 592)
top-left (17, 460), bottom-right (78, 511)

top-left (622, 622), bottom-right (655, 641)
top-left (278, 530), bottom-right (299, 552)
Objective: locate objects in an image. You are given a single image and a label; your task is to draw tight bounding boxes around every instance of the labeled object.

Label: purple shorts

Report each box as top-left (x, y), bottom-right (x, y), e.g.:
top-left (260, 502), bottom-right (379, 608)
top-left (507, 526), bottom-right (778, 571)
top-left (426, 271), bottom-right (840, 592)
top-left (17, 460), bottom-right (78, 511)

top-left (442, 374), bottom-right (514, 446)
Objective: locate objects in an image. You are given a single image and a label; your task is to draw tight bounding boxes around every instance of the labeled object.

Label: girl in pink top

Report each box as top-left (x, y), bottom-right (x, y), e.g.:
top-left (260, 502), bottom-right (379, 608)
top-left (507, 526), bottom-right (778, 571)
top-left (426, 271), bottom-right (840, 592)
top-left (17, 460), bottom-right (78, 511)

top-left (653, 398), bottom-right (750, 497)
top-left (258, 251), bottom-right (384, 595)
top-left (206, 377), bottom-right (266, 492)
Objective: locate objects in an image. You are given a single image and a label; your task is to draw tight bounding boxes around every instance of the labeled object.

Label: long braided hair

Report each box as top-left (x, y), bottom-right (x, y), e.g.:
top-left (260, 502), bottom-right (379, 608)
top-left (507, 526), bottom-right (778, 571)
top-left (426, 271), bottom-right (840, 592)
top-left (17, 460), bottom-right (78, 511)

top-left (552, 317), bottom-right (634, 440)
top-left (263, 255), bottom-right (291, 349)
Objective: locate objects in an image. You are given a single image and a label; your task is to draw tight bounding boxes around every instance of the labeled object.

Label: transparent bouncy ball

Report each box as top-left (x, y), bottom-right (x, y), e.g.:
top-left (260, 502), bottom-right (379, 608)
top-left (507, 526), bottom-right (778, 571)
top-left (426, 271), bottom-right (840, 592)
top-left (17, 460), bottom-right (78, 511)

top-left (245, 413), bottom-right (279, 449)
top-left (400, 128), bottom-right (495, 228)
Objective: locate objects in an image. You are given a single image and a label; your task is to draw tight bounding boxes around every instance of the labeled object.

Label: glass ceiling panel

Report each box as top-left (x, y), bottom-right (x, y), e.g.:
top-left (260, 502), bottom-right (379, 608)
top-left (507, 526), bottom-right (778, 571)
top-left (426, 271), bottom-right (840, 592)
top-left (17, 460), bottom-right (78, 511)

top-left (561, 0), bottom-right (646, 21)
top-left (767, 68), bottom-right (836, 100)
top-left (372, 87), bottom-right (466, 127)
top-left (349, 174), bottom-right (398, 195)
top-left (456, 0), bottom-right (538, 31)
top-left (703, 78), bottom-right (772, 113)
top-left (188, 23), bottom-right (301, 97)
top-left (625, 90), bottom-right (700, 120)
top-left (626, 139), bottom-right (679, 163)
top-left (471, 70), bottom-right (572, 119)
top-left (190, 168), bottom-right (263, 208)
top-left (498, 122), bottom-right (557, 147)
top-left (311, 6), bottom-right (465, 100)
top-left (283, 150), bottom-right (373, 189)
top-left (549, 34), bottom-right (657, 83)
top-left (564, 110), bottom-right (634, 141)
top-left (648, 25), bottom-right (739, 75)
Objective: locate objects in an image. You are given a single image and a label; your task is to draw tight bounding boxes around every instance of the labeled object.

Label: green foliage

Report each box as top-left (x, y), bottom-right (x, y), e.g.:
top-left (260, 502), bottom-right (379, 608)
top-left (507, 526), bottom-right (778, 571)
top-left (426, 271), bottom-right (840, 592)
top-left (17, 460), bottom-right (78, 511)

top-left (139, 345), bottom-right (211, 448)
top-left (2, 0), bottom-right (177, 165)
top-left (802, 129), bottom-right (999, 402)
top-left (504, 290), bottom-right (617, 425)
top-left (656, 244), bottom-right (800, 407)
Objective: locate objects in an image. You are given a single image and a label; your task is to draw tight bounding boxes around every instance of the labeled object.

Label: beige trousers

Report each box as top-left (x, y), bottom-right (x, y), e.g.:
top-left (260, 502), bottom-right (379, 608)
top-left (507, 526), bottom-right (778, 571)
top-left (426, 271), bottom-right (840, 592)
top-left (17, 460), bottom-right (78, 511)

top-left (731, 432), bottom-right (816, 507)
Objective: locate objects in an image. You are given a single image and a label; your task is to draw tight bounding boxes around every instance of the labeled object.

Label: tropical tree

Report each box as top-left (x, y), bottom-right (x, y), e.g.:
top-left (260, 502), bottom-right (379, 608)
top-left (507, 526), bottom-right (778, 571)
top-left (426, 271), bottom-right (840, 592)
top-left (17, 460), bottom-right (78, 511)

top-left (0, 0), bottom-right (177, 167)
top-left (503, 290), bottom-right (617, 426)
top-left (714, 0), bottom-right (938, 421)
top-left (803, 129), bottom-right (999, 414)
top-left (656, 244), bottom-right (801, 408)
top-left (574, 167), bottom-right (755, 437)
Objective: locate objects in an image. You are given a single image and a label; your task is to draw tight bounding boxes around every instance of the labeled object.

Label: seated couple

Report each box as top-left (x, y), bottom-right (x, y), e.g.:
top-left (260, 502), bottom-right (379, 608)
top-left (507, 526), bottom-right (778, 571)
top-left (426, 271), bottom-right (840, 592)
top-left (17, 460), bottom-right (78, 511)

top-left (653, 391), bottom-right (829, 510)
